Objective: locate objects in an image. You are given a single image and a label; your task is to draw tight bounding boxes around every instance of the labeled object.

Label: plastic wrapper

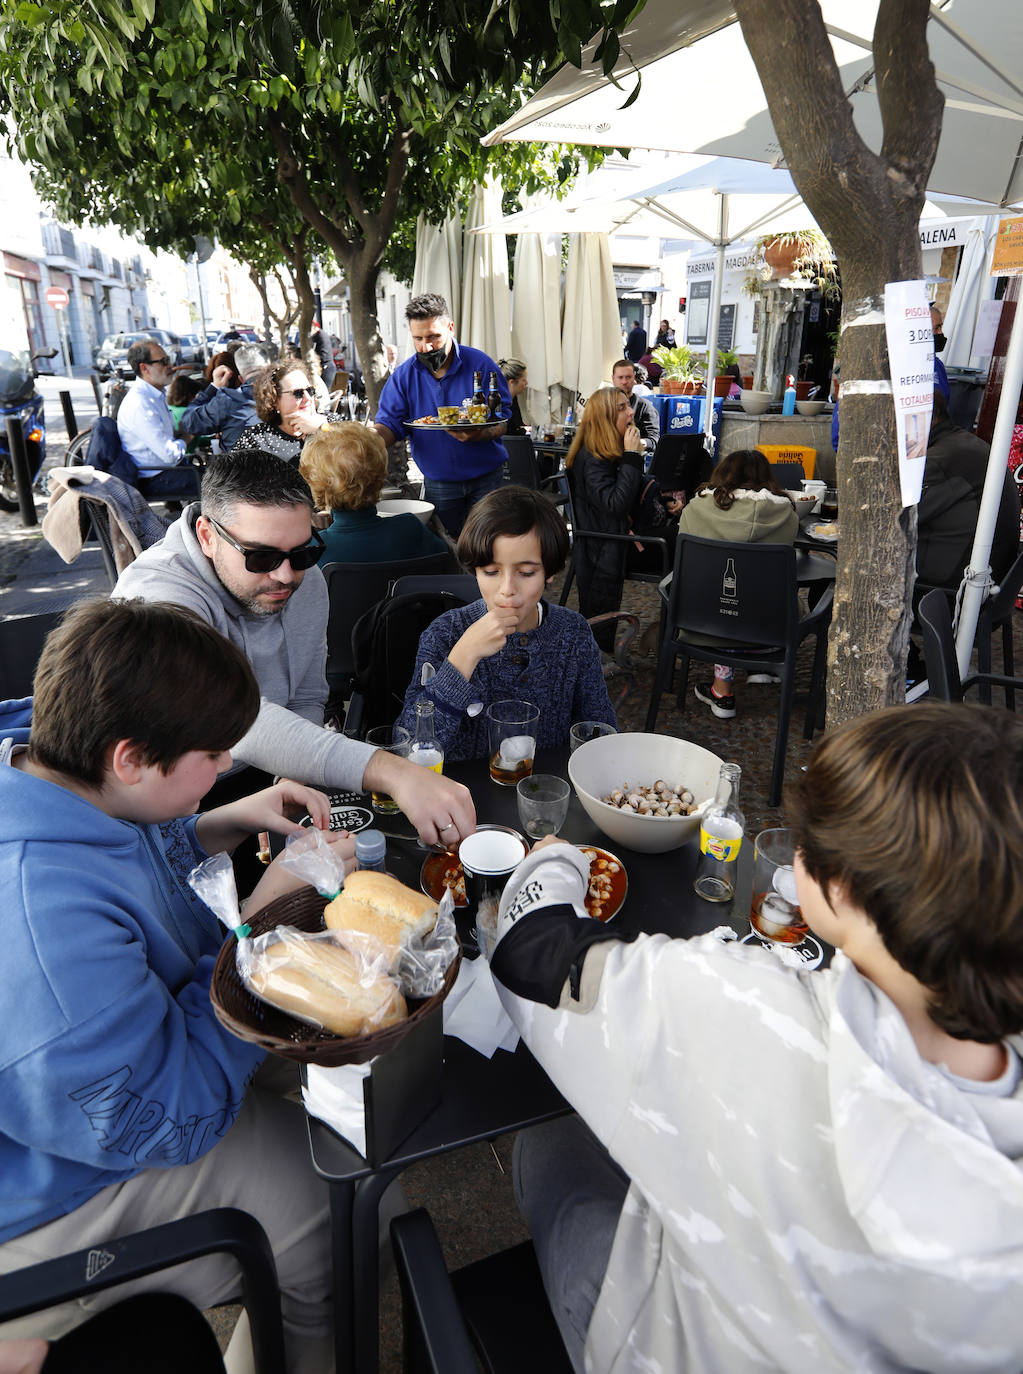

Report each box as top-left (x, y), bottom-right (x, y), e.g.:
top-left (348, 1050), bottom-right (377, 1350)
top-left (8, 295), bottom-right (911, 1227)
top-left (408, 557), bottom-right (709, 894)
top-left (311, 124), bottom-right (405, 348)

top-left (188, 851), bottom-right (257, 983)
top-left (244, 925), bottom-right (407, 1036)
top-left (277, 825), bottom-right (347, 899)
top-left (393, 886), bottom-right (459, 998)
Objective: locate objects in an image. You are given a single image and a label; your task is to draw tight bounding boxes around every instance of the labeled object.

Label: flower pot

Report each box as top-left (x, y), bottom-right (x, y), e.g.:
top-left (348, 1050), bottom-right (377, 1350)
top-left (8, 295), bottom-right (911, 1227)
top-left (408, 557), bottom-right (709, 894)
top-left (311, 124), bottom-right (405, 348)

top-left (713, 375), bottom-right (733, 397)
top-left (762, 239), bottom-right (802, 278)
top-left (795, 380), bottom-right (814, 401)
top-left (741, 375), bottom-right (753, 391)
top-left (661, 378), bottom-right (683, 394)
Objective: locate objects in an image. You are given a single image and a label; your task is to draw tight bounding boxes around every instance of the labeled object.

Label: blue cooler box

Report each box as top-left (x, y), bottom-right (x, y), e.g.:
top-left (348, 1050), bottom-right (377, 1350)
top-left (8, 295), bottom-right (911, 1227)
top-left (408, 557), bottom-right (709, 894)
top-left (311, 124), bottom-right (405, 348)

top-left (653, 395), bottom-right (723, 455)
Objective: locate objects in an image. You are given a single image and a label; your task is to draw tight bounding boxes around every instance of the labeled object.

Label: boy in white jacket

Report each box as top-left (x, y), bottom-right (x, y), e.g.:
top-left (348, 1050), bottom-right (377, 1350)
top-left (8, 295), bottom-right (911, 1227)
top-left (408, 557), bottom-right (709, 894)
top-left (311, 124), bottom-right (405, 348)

top-left (488, 703), bottom-right (1023, 1373)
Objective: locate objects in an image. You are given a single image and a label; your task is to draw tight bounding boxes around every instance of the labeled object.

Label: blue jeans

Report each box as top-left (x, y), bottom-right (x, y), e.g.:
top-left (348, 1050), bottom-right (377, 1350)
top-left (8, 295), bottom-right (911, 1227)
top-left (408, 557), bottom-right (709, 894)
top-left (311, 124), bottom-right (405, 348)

top-left (423, 466), bottom-right (504, 538)
top-left (513, 1115), bottom-right (630, 1373)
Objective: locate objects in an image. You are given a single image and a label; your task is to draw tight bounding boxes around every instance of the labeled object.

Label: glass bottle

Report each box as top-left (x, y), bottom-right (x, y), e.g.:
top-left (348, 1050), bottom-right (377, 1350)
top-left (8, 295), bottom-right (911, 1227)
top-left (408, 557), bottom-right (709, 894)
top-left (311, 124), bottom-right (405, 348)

top-left (410, 700), bottom-right (444, 773)
top-left (487, 370), bottom-right (502, 420)
top-left (693, 762), bottom-right (744, 902)
top-left (354, 829), bottom-right (389, 874)
top-left (472, 370), bottom-right (485, 407)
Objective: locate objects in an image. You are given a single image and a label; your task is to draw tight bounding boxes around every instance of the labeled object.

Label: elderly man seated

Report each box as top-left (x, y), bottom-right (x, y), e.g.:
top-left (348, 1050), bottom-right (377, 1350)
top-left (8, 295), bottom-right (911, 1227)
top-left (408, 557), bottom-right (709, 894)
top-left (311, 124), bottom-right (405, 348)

top-left (181, 341), bottom-right (273, 452)
top-left (116, 339), bottom-right (200, 498)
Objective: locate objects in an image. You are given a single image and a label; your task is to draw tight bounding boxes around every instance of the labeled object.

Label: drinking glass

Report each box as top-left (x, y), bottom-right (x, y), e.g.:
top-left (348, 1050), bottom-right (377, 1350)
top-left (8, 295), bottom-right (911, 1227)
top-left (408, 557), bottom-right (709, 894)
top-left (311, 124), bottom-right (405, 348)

top-left (569, 720), bottom-right (617, 752)
top-left (820, 487), bottom-right (839, 521)
top-left (365, 724), bottom-right (410, 813)
top-left (749, 828), bottom-right (808, 945)
top-left (459, 825), bottom-right (528, 955)
top-left (516, 774), bottom-right (571, 839)
top-left (486, 700), bottom-right (540, 786)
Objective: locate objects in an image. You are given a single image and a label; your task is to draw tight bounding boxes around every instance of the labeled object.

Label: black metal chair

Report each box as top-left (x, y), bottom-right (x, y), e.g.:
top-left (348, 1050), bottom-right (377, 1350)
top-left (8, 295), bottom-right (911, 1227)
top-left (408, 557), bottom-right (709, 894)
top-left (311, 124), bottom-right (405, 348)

top-left (646, 534), bottom-right (834, 806)
top-left (320, 551), bottom-right (460, 710)
top-left (0, 1208), bottom-right (286, 1374)
top-left (918, 586), bottom-right (1023, 704)
top-left (502, 435), bottom-right (571, 516)
top-left (391, 1209), bottom-right (572, 1374)
top-left (976, 547), bottom-right (1023, 708)
top-left (648, 433), bottom-right (712, 500)
top-left (765, 460), bottom-right (806, 488)
top-left (0, 610), bottom-right (65, 700)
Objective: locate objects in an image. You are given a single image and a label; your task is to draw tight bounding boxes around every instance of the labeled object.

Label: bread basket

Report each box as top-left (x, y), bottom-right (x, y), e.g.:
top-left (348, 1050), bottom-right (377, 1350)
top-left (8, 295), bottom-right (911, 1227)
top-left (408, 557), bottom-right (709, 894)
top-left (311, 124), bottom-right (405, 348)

top-left (210, 886), bottom-right (460, 1066)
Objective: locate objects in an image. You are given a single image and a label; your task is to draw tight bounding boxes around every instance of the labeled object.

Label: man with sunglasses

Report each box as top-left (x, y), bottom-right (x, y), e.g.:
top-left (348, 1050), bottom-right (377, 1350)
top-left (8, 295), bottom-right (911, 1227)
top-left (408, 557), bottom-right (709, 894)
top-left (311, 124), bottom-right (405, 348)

top-left (114, 451), bottom-right (475, 846)
top-left (116, 338), bottom-right (200, 496)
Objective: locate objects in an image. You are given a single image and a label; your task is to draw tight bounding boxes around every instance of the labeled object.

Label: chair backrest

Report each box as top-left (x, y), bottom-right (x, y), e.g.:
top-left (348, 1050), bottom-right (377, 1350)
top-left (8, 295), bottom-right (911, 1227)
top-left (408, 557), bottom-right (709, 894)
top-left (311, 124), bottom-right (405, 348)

top-left (766, 460), bottom-right (806, 488)
top-left (0, 610), bottom-right (65, 700)
top-left (321, 551), bottom-right (458, 692)
top-left (390, 572), bottom-right (481, 603)
top-left (979, 545), bottom-right (1023, 627)
top-left (649, 434), bottom-right (711, 496)
top-left (918, 586), bottom-right (963, 700)
top-left (502, 434), bottom-right (540, 489)
top-left (667, 533), bottom-right (800, 649)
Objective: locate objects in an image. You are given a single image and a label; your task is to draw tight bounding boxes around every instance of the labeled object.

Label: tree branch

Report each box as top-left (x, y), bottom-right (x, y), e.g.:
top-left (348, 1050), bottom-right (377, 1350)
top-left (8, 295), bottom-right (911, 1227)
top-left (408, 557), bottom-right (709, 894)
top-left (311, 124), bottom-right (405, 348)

top-left (267, 107), bottom-right (356, 263)
top-left (874, 0), bottom-right (943, 194)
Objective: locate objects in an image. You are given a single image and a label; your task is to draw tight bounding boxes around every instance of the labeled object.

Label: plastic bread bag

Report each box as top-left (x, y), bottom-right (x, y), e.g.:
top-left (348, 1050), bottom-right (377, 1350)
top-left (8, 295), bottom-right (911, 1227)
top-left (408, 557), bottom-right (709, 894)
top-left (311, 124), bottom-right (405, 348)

top-left (276, 825), bottom-right (348, 900)
top-left (393, 886), bottom-right (459, 999)
top-left (245, 925), bottom-right (408, 1037)
top-left (188, 851), bottom-right (255, 983)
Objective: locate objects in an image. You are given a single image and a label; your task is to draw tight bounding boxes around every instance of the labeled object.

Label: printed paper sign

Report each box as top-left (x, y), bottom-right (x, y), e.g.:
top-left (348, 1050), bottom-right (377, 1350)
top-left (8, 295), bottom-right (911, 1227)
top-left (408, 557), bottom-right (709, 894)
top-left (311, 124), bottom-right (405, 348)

top-left (990, 217), bottom-right (1023, 277)
top-left (884, 280), bottom-right (934, 507)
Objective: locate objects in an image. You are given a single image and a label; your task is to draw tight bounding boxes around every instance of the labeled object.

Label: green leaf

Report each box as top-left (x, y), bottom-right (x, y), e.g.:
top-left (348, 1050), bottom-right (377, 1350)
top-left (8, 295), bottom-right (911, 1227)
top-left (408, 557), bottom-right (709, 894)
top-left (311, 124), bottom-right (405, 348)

top-left (13, 3), bottom-right (45, 26)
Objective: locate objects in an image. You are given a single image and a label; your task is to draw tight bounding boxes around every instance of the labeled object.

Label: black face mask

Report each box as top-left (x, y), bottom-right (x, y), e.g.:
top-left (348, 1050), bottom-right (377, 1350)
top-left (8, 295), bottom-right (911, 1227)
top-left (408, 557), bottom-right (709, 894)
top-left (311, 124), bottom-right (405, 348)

top-left (416, 344), bottom-right (449, 374)
top-left (933, 332), bottom-right (947, 353)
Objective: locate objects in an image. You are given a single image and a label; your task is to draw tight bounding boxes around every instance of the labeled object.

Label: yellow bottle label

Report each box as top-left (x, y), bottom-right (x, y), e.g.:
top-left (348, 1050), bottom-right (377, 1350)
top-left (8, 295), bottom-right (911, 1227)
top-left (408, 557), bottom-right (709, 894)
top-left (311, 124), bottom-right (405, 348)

top-left (411, 745), bottom-right (444, 774)
top-left (700, 826), bottom-right (742, 862)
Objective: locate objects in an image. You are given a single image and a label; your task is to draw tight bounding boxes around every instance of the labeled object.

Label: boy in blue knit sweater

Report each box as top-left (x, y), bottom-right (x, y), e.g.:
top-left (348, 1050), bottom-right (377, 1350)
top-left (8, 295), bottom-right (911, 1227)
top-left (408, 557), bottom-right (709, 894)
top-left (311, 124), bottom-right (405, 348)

top-left (397, 486), bottom-right (617, 761)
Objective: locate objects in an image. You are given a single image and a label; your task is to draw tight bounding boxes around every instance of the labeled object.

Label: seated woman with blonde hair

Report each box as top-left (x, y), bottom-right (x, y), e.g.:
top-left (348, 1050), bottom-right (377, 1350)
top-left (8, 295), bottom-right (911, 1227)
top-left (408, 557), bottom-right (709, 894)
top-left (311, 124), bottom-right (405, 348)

top-left (300, 423), bottom-right (449, 564)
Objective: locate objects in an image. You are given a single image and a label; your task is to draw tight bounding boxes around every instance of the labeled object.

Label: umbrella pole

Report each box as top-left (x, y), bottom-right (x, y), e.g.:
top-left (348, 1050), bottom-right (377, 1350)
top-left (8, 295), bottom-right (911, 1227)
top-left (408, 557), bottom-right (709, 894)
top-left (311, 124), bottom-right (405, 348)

top-left (953, 291), bottom-right (1023, 677)
top-left (703, 195), bottom-right (728, 455)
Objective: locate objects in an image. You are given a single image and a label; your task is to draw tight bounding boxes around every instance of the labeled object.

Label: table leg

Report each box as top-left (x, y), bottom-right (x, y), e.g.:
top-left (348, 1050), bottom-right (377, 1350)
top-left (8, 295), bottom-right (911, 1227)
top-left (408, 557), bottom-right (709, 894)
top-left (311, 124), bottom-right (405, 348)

top-left (329, 1180), bottom-right (355, 1373)
top-left (351, 1164), bottom-right (404, 1374)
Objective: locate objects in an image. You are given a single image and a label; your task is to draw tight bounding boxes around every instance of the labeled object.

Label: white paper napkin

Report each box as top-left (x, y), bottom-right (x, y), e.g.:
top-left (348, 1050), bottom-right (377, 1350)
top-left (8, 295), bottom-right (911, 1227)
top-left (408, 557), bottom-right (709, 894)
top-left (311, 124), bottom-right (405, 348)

top-left (442, 956), bottom-right (519, 1057)
top-left (302, 1061), bottom-right (373, 1158)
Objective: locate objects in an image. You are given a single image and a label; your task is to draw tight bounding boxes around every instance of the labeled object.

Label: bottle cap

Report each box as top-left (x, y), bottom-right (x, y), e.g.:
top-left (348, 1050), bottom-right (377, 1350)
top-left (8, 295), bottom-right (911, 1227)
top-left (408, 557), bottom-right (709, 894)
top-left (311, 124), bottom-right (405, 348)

top-left (355, 830), bottom-right (387, 866)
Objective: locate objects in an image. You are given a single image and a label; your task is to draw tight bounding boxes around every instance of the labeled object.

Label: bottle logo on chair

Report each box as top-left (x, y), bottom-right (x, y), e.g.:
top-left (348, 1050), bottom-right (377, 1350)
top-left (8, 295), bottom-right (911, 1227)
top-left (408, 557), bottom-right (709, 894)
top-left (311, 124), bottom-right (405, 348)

top-left (721, 557), bottom-right (738, 608)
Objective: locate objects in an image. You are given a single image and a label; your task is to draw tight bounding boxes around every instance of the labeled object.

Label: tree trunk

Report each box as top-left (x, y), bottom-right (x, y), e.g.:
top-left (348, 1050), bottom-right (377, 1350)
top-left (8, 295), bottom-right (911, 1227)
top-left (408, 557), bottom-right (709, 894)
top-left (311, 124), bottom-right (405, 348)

top-left (735, 0), bottom-right (943, 726)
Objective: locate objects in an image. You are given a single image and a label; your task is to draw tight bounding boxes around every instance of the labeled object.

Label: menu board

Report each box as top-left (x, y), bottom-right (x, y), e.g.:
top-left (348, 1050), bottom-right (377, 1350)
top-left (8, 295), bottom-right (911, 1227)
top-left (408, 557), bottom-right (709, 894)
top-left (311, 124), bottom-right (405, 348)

top-left (884, 279), bottom-right (934, 507)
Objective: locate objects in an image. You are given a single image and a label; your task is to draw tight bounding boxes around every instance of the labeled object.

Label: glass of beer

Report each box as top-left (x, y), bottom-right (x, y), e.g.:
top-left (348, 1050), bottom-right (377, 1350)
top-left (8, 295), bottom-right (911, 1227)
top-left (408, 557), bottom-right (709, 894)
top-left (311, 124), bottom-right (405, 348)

top-left (486, 700), bottom-right (540, 786)
top-left (750, 828), bottom-right (808, 945)
top-left (365, 724), bottom-right (410, 813)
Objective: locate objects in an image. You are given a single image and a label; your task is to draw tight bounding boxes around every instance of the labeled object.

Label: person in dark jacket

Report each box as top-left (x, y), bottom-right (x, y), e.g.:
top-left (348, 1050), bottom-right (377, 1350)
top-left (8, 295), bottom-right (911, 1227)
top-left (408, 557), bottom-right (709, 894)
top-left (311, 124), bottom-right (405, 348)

top-left (565, 388), bottom-right (645, 648)
top-left (918, 390), bottom-right (1020, 590)
top-left (299, 422), bottom-right (449, 564)
top-left (625, 319), bottom-right (647, 364)
top-left (181, 343), bottom-right (271, 452)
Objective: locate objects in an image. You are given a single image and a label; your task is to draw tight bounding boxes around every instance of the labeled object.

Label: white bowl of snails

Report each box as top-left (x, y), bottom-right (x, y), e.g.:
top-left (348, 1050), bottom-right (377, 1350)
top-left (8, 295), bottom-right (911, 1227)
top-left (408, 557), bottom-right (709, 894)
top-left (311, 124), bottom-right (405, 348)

top-left (568, 732), bottom-right (724, 854)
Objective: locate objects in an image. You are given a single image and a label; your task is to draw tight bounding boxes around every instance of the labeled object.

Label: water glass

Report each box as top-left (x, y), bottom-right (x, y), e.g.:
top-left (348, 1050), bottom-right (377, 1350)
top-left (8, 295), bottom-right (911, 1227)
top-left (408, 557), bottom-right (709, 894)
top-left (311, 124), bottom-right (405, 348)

top-left (365, 724), bottom-right (410, 813)
top-left (487, 700), bottom-right (540, 786)
top-left (516, 774), bottom-right (571, 839)
top-left (569, 720), bottom-right (617, 752)
top-left (750, 828), bottom-right (808, 945)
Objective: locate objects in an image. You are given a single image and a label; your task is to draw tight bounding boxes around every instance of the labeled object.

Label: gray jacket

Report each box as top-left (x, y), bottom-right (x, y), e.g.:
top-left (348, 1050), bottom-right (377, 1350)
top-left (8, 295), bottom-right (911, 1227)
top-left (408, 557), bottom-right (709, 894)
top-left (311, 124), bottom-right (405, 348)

top-left (113, 505), bottom-right (375, 790)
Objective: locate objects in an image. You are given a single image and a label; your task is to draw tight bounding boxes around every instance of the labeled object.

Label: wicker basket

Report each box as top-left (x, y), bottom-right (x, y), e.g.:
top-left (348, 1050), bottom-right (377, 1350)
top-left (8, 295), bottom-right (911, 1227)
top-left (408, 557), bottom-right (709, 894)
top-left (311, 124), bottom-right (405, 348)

top-left (210, 886), bottom-right (460, 1066)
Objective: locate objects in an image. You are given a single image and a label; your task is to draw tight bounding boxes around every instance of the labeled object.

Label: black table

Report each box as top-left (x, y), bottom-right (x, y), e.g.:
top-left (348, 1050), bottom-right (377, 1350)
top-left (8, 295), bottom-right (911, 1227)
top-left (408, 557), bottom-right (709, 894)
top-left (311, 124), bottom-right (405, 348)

top-left (307, 748), bottom-right (754, 1373)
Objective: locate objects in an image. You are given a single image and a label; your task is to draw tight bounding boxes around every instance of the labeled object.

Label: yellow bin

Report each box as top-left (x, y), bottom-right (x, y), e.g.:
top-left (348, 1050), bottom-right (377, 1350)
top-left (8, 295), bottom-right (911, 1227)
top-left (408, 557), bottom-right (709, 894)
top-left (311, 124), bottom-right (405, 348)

top-left (755, 443), bottom-right (816, 480)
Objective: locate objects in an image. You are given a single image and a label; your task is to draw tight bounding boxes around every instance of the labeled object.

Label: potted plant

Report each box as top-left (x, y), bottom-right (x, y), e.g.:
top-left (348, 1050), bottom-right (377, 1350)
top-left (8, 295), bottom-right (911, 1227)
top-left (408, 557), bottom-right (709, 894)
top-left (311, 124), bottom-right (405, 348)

top-left (745, 229), bottom-right (840, 302)
top-left (650, 343), bottom-right (703, 395)
top-left (700, 347), bottom-right (739, 397)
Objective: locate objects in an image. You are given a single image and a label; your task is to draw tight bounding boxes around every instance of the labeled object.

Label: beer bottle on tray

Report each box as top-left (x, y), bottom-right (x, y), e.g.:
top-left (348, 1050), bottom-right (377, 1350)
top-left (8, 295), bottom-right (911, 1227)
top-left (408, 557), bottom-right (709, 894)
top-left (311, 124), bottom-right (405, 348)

top-left (472, 370), bottom-right (485, 408)
top-left (487, 371), bottom-right (502, 420)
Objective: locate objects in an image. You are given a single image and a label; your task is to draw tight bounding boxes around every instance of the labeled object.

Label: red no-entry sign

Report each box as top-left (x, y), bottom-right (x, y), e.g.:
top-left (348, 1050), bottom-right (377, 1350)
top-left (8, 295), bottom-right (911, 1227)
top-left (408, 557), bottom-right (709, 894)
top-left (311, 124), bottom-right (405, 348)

top-left (45, 286), bottom-right (69, 309)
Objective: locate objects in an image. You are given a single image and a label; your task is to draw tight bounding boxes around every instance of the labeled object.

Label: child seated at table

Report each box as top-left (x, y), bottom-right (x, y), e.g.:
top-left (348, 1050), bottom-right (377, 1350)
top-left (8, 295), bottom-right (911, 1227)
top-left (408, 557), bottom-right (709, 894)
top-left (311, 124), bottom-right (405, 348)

top-left (487, 702), bottom-right (1023, 1373)
top-left (396, 485), bottom-right (617, 761)
top-left (0, 597), bottom-right (354, 1371)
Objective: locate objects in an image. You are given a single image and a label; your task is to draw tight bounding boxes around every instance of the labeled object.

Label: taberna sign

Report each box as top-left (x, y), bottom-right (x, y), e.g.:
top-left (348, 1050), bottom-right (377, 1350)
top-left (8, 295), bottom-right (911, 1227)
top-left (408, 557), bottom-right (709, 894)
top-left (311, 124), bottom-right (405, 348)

top-left (918, 217), bottom-right (984, 250)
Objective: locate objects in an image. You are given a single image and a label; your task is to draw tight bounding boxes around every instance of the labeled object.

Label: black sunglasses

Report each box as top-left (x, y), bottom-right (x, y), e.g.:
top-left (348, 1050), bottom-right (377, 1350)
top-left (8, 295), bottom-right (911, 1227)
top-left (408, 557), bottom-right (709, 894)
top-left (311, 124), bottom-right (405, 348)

top-left (281, 386), bottom-right (316, 399)
top-left (146, 355), bottom-right (172, 367)
top-left (207, 516), bottom-right (324, 573)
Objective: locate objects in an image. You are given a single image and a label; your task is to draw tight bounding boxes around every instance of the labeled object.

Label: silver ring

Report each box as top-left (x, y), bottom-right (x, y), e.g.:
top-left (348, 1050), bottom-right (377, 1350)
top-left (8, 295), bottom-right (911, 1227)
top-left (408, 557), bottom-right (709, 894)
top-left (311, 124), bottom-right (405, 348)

top-left (439, 822), bottom-right (455, 832)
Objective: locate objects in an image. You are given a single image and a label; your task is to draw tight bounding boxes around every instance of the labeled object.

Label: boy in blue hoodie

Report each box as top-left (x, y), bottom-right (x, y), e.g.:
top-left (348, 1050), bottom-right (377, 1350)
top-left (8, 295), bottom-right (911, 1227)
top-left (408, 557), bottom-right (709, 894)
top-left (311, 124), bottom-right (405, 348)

top-left (0, 598), bottom-right (347, 1373)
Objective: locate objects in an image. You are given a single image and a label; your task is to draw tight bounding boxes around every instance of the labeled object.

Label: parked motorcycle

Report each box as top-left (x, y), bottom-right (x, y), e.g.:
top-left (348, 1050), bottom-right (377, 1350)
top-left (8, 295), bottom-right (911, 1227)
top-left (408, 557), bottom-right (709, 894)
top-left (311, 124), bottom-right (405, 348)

top-left (0, 347), bottom-right (58, 513)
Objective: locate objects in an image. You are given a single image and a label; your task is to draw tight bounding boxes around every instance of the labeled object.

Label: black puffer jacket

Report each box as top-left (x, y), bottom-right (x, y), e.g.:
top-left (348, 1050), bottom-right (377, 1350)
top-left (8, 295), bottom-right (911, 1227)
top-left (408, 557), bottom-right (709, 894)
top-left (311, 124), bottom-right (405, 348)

top-left (569, 448), bottom-right (643, 623)
top-left (917, 419), bottom-right (1020, 588)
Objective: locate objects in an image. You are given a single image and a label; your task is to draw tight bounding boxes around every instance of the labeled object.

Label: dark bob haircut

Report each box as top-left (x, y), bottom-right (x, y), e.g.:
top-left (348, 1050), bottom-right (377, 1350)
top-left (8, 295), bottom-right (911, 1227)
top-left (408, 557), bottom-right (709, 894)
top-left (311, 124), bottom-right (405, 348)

top-left (456, 485), bottom-right (570, 578)
top-left (28, 599), bottom-right (261, 788)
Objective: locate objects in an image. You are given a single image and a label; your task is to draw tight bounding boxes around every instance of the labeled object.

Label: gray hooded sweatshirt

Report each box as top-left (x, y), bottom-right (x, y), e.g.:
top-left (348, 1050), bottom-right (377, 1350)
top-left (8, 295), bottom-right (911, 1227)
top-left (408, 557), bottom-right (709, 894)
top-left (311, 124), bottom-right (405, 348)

top-left (492, 846), bottom-right (1023, 1373)
top-left (113, 503), bottom-right (375, 790)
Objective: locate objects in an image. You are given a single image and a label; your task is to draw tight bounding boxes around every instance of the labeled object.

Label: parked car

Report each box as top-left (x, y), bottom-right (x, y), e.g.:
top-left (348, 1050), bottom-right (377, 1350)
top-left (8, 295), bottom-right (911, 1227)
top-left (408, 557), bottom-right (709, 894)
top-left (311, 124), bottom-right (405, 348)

top-left (213, 328), bottom-right (261, 352)
top-left (93, 329), bottom-right (183, 379)
top-left (179, 333), bottom-right (208, 365)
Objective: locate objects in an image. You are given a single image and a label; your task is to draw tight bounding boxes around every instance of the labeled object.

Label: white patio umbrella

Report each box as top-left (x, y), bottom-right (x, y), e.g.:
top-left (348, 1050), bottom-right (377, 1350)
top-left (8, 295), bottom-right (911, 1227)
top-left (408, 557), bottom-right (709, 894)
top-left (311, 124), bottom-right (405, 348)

top-left (483, 0), bottom-right (1023, 678)
top-left (562, 233), bottom-right (622, 403)
top-left (460, 178), bottom-right (512, 364)
top-left (411, 211), bottom-right (463, 341)
top-left (511, 230), bottom-right (563, 428)
top-left (942, 221), bottom-right (994, 369)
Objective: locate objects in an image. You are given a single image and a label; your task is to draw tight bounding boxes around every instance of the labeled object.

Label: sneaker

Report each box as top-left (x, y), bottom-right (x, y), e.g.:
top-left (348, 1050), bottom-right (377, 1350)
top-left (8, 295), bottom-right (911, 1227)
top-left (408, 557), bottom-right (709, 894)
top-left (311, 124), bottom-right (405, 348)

top-left (694, 682), bottom-right (737, 719)
top-left (746, 673), bottom-right (781, 685)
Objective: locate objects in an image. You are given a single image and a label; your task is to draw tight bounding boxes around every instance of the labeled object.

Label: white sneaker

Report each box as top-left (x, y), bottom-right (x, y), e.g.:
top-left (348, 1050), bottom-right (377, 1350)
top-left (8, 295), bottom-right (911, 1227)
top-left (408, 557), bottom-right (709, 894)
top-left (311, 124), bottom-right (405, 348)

top-left (746, 673), bottom-right (781, 685)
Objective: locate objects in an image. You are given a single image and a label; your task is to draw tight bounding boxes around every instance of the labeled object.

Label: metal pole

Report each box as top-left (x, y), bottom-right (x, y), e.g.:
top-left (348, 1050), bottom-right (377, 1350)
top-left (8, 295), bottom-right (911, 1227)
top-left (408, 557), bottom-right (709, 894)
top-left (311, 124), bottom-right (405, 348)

top-left (90, 374), bottom-right (103, 412)
top-left (702, 193), bottom-right (728, 455)
top-left (195, 257), bottom-right (210, 363)
top-left (58, 389), bottom-right (78, 440)
top-left (5, 416), bottom-right (37, 527)
top-left (953, 293), bottom-right (1023, 677)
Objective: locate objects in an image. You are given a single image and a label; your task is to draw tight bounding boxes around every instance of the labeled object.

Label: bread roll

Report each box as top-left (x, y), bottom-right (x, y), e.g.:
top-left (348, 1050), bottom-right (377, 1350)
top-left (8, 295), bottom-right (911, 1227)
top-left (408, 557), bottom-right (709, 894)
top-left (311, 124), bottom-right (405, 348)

top-left (323, 871), bottom-right (438, 960)
top-left (249, 933), bottom-right (407, 1036)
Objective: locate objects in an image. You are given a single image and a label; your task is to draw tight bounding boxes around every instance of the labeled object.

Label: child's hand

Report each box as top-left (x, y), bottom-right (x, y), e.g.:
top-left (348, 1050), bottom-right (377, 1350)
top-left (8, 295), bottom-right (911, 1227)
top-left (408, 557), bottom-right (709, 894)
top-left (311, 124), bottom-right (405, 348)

top-left (243, 829), bottom-right (356, 911)
top-left (448, 607), bottom-right (520, 679)
top-left (248, 779), bottom-right (333, 837)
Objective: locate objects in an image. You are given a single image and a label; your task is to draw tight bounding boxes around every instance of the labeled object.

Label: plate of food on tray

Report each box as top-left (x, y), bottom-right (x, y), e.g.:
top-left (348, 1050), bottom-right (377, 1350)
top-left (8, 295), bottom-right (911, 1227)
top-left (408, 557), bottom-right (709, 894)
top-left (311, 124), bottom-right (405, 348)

top-left (420, 843), bottom-right (627, 923)
top-left (809, 521), bottom-right (838, 542)
top-left (406, 405), bottom-right (490, 430)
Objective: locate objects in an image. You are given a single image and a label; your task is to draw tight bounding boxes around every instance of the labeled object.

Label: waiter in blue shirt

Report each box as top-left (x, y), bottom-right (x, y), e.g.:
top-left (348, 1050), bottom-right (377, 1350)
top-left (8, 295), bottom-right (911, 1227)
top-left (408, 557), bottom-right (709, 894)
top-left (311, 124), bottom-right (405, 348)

top-left (374, 291), bottom-right (511, 536)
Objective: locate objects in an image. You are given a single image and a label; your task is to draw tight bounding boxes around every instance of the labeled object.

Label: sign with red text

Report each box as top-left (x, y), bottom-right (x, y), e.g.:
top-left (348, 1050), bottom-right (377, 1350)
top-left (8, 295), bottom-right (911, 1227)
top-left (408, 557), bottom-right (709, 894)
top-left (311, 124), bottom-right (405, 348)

top-left (884, 279), bottom-right (933, 507)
